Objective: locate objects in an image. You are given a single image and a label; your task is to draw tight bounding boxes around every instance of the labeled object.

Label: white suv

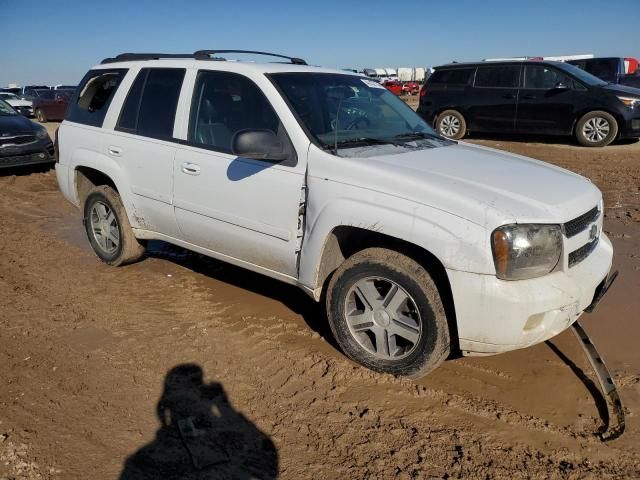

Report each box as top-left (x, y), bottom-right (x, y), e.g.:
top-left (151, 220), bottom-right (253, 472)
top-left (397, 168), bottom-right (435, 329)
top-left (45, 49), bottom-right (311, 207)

top-left (55, 50), bottom-right (614, 378)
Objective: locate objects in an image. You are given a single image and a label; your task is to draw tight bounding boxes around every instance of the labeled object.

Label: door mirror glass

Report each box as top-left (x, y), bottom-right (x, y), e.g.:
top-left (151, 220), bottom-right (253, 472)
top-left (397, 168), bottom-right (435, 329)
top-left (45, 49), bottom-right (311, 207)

top-left (232, 129), bottom-right (287, 161)
top-left (553, 81), bottom-right (570, 90)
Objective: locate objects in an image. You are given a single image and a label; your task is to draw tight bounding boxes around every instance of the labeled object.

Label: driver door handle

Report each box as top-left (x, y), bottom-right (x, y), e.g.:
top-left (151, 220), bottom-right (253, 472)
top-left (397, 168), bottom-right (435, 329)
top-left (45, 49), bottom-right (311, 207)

top-left (181, 162), bottom-right (201, 175)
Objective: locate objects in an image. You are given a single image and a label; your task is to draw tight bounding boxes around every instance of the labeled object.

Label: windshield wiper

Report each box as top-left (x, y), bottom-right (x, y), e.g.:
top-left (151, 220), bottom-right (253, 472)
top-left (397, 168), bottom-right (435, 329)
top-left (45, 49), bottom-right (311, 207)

top-left (323, 137), bottom-right (404, 152)
top-left (392, 131), bottom-right (456, 144)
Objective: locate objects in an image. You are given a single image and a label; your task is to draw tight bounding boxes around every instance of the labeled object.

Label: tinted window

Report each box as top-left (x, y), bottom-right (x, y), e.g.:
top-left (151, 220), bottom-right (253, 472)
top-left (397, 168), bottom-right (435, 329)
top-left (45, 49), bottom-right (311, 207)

top-left (138, 69), bottom-right (185, 139)
top-left (524, 65), bottom-right (574, 89)
top-left (117, 71), bottom-right (146, 131)
top-left (67, 69), bottom-right (127, 126)
top-left (188, 71), bottom-right (281, 153)
top-left (428, 68), bottom-right (474, 85)
top-left (474, 65), bottom-right (520, 88)
top-left (582, 59), bottom-right (618, 82)
top-left (116, 68), bottom-right (185, 139)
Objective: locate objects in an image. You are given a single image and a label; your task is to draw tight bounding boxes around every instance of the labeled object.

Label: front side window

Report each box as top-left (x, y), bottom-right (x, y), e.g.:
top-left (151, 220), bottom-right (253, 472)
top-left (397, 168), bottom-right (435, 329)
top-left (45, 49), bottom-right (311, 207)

top-left (117, 68), bottom-right (185, 139)
top-left (474, 65), bottom-right (521, 88)
top-left (524, 66), bottom-right (573, 89)
top-left (67, 69), bottom-right (127, 126)
top-left (188, 71), bottom-right (282, 154)
top-left (271, 73), bottom-right (451, 156)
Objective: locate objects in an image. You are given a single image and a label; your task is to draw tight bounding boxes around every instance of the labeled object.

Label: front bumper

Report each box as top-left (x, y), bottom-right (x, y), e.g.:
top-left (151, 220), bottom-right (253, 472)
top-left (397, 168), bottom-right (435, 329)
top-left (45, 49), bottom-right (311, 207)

top-left (0, 140), bottom-right (55, 168)
top-left (14, 106), bottom-right (34, 117)
top-left (618, 115), bottom-right (640, 138)
top-left (448, 233), bottom-right (613, 355)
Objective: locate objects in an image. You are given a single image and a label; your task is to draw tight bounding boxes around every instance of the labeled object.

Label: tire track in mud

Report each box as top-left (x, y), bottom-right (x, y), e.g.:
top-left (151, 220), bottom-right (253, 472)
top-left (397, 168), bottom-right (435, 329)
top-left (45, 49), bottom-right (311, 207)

top-left (1, 170), bottom-right (640, 478)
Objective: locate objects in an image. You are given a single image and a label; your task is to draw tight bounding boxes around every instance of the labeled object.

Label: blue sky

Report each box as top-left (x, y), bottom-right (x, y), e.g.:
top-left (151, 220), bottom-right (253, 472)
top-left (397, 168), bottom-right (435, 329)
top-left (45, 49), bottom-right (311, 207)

top-left (1, 0), bottom-right (638, 86)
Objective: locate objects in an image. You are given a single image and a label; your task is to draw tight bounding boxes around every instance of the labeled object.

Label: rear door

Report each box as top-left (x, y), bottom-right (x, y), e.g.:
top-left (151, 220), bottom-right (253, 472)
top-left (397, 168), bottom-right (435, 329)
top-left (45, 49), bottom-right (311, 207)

top-left (110, 67), bottom-right (186, 237)
top-left (467, 64), bottom-right (521, 132)
top-left (515, 64), bottom-right (577, 135)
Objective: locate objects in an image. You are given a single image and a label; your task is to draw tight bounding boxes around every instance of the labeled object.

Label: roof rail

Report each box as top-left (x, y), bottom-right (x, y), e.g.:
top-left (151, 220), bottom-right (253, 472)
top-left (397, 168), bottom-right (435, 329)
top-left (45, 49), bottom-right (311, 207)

top-left (100, 53), bottom-right (203, 64)
top-left (100, 50), bottom-right (308, 65)
top-left (194, 50), bottom-right (307, 65)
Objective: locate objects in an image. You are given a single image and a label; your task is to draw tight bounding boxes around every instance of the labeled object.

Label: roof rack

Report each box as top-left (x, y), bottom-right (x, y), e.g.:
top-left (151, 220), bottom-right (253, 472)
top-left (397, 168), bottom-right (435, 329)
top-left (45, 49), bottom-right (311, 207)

top-left (100, 50), bottom-right (307, 65)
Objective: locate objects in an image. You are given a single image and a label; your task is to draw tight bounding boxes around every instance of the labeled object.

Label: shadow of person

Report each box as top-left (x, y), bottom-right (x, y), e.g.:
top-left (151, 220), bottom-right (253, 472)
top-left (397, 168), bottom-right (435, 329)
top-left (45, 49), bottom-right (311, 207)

top-left (119, 364), bottom-right (278, 480)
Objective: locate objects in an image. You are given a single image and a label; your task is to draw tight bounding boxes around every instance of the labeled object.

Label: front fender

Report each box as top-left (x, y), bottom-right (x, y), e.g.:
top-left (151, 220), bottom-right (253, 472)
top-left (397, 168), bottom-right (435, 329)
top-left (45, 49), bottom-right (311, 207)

top-left (299, 190), bottom-right (494, 291)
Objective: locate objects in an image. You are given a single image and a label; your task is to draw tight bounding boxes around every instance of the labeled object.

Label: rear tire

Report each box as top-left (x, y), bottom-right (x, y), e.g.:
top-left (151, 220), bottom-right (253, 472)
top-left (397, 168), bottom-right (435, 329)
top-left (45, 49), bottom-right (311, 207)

top-left (83, 185), bottom-right (145, 266)
top-left (326, 248), bottom-right (450, 378)
top-left (436, 109), bottom-right (467, 139)
top-left (575, 111), bottom-right (618, 147)
top-left (36, 109), bottom-right (47, 123)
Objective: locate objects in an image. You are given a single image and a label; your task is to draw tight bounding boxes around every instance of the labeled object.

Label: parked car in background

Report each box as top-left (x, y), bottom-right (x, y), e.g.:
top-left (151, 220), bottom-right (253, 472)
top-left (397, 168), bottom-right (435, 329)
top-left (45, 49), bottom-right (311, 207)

top-left (0, 98), bottom-right (54, 168)
top-left (1, 87), bottom-right (22, 95)
top-left (52, 84), bottom-right (77, 90)
top-left (418, 60), bottom-right (640, 147)
top-left (382, 80), bottom-right (403, 95)
top-left (32, 90), bottom-right (71, 122)
top-left (402, 81), bottom-right (420, 95)
top-left (567, 57), bottom-right (640, 89)
top-left (19, 85), bottom-right (49, 96)
top-left (21, 87), bottom-right (51, 102)
top-left (56, 51), bottom-right (614, 378)
top-left (0, 92), bottom-right (33, 117)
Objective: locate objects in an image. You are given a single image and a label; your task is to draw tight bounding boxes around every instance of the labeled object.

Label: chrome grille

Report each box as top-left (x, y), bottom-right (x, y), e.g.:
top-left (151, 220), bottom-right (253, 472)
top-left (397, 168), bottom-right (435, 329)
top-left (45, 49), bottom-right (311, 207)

top-left (0, 134), bottom-right (37, 147)
top-left (563, 206), bottom-right (599, 238)
top-left (569, 238), bottom-right (599, 267)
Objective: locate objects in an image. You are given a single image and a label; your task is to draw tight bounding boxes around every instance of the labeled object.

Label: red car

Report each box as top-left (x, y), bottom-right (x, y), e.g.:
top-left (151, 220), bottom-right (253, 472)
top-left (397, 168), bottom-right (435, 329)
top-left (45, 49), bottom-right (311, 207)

top-left (33, 90), bottom-right (72, 122)
top-left (382, 80), bottom-right (403, 96)
top-left (402, 82), bottom-right (420, 95)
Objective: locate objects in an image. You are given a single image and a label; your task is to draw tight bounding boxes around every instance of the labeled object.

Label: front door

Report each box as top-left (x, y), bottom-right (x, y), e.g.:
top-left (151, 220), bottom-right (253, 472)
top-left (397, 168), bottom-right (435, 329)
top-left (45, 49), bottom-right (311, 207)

top-left (515, 64), bottom-right (577, 135)
top-left (173, 70), bottom-right (305, 277)
top-left (467, 64), bottom-right (521, 132)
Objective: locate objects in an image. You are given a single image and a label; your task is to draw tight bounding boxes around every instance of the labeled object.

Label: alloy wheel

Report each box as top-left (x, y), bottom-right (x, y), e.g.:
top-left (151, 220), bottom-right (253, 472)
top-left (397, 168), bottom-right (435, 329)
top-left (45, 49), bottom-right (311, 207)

top-left (440, 115), bottom-right (460, 137)
top-left (583, 117), bottom-right (610, 143)
top-left (344, 276), bottom-right (422, 360)
top-left (89, 201), bottom-right (120, 255)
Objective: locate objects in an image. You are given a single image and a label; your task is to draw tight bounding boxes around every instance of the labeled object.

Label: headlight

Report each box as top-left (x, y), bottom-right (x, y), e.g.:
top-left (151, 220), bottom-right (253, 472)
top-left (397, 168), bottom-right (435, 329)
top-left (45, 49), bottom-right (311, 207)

top-left (35, 127), bottom-right (49, 140)
top-left (617, 96), bottom-right (640, 108)
top-left (491, 224), bottom-right (562, 280)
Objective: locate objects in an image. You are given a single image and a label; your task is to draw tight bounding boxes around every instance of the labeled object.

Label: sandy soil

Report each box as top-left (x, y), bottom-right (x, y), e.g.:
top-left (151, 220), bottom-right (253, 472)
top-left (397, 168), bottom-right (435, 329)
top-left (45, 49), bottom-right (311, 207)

top-left (0, 121), bottom-right (639, 479)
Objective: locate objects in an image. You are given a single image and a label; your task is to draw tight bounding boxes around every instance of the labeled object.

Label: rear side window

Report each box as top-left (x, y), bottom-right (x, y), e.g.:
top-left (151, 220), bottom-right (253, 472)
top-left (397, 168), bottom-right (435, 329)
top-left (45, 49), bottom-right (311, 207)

top-left (117, 68), bottom-right (185, 139)
top-left (428, 68), bottom-right (474, 85)
top-left (66, 69), bottom-right (127, 126)
top-left (474, 65), bottom-right (520, 88)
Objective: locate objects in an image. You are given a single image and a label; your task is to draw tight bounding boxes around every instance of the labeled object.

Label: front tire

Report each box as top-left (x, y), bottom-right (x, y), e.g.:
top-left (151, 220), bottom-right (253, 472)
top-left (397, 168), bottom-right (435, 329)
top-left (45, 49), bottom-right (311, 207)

top-left (436, 109), bottom-right (467, 139)
top-left (575, 111), bottom-right (618, 147)
top-left (83, 186), bottom-right (145, 266)
top-left (326, 248), bottom-right (450, 378)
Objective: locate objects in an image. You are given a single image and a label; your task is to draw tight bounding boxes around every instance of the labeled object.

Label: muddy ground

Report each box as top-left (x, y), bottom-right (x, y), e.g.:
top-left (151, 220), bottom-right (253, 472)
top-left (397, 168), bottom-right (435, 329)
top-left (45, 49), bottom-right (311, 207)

top-left (0, 120), bottom-right (639, 479)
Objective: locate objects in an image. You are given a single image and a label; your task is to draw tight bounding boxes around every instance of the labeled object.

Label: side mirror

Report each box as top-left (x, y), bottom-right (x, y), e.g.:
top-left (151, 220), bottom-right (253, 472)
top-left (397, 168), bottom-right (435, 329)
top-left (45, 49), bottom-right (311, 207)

top-left (231, 129), bottom-right (287, 161)
top-left (553, 81), bottom-right (570, 90)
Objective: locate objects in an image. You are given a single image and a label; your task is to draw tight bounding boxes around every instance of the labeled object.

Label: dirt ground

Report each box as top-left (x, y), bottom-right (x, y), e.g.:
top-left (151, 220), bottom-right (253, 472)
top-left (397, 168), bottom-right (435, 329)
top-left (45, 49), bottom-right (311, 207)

top-left (1, 119), bottom-right (639, 479)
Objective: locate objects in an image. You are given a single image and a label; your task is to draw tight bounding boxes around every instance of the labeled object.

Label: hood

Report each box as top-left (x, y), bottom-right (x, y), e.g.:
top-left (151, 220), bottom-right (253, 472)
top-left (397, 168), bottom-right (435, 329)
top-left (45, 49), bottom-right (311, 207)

top-left (336, 142), bottom-right (601, 229)
top-left (600, 83), bottom-right (640, 97)
top-left (0, 114), bottom-right (38, 134)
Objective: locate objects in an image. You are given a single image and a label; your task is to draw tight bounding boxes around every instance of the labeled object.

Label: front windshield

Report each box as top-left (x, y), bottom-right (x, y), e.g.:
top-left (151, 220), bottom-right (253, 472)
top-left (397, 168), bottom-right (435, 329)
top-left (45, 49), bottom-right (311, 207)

top-left (271, 73), bottom-right (450, 155)
top-left (0, 99), bottom-right (17, 115)
top-left (0, 93), bottom-right (19, 100)
top-left (555, 62), bottom-right (608, 87)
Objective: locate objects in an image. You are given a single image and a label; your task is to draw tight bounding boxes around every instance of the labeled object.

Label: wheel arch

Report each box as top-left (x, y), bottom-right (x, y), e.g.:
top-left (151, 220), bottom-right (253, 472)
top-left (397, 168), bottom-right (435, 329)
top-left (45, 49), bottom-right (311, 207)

top-left (571, 108), bottom-right (623, 138)
top-left (310, 225), bottom-right (460, 353)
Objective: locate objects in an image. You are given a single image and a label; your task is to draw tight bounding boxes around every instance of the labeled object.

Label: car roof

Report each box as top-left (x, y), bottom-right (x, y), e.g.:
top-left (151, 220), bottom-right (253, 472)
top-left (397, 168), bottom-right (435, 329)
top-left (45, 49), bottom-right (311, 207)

top-left (434, 60), bottom-right (566, 70)
top-left (91, 58), bottom-right (351, 77)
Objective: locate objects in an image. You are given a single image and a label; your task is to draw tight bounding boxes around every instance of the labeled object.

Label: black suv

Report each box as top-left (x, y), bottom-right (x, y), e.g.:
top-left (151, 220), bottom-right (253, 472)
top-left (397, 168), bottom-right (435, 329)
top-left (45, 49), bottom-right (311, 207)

top-left (417, 60), bottom-right (640, 147)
